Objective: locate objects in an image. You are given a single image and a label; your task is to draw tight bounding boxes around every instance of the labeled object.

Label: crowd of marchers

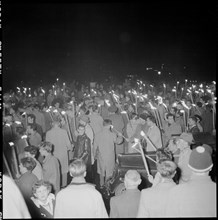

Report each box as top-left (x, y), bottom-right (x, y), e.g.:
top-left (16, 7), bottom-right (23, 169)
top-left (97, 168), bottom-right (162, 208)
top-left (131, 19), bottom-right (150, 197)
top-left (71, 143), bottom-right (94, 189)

top-left (3, 78), bottom-right (216, 218)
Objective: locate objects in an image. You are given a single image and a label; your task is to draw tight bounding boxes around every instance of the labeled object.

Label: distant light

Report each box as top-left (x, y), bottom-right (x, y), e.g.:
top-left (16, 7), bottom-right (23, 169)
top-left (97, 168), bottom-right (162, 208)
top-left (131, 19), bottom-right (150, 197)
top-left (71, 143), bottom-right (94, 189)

top-left (158, 71), bottom-right (161, 75)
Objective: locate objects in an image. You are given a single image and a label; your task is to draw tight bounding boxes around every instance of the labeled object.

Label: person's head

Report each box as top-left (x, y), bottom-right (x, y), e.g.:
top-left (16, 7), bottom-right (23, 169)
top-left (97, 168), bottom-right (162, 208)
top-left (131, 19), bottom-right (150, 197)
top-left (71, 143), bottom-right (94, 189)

top-left (176, 132), bottom-right (193, 150)
top-left (188, 146), bottom-right (213, 175)
top-left (27, 114), bottom-right (36, 124)
top-left (188, 116), bottom-right (197, 127)
top-left (19, 157), bottom-right (36, 174)
top-left (194, 114), bottom-right (202, 124)
top-left (4, 114), bottom-right (13, 123)
top-left (32, 180), bottom-right (52, 202)
top-left (139, 113), bottom-right (148, 125)
top-left (176, 102), bottom-right (183, 110)
top-left (166, 113), bottom-right (175, 125)
top-left (33, 104), bottom-right (41, 111)
top-left (124, 170), bottom-right (141, 189)
top-left (156, 148), bottom-right (173, 163)
top-left (24, 145), bottom-right (39, 158)
top-left (27, 123), bottom-right (37, 135)
top-left (103, 119), bottom-right (112, 128)
top-left (79, 115), bottom-right (89, 125)
top-left (196, 101), bottom-right (203, 108)
top-left (69, 159), bottom-right (86, 178)
top-left (170, 107), bottom-right (177, 115)
top-left (146, 115), bottom-right (156, 127)
top-left (91, 104), bottom-right (99, 113)
top-left (157, 160), bottom-right (177, 179)
top-left (108, 105), bottom-right (118, 114)
top-left (52, 120), bottom-right (61, 128)
top-left (186, 100), bottom-right (192, 108)
top-left (39, 141), bottom-right (53, 156)
top-left (16, 126), bottom-right (26, 137)
top-left (77, 124), bottom-right (86, 136)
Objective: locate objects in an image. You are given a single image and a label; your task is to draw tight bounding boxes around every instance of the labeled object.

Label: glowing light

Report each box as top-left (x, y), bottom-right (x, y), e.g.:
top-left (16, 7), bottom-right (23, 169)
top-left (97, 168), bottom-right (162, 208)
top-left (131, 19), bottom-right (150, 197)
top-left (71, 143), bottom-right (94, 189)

top-left (9, 142), bottom-right (14, 146)
top-left (21, 135), bottom-right (27, 139)
top-left (105, 99), bottom-right (111, 107)
top-left (140, 131), bottom-right (145, 137)
top-left (148, 102), bottom-right (157, 110)
top-left (15, 121), bottom-right (21, 125)
top-left (61, 111), bottom-right (66, 115)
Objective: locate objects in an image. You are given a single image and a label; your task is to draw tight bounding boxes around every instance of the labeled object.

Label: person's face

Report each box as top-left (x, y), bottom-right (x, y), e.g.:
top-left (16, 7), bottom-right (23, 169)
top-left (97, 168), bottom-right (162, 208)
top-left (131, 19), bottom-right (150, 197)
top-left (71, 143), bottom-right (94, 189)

top-left (24, 152), bottom-right (32, 158)
top-left (186, 101), bottom-right (192, 107)
top-left (177, 104), bottom-right (183, 110)
top-left (78, 127), bottom-right (85, 135)
top-left (168, 139), bottom-right (178, 152)
top-left (39, 148), bottom-right (46, 156)
top-left (34, 185), bottom-right (50, 203)
top-left (167, 116), bottom-right (174, 125)
top-left (170, 108), bottom-right (175, 114)
top-left (55, 102), bottom-right (60, 108)
top-left (27, 117), bottom-right (34, 124)
top-left (176, 139), bottom-right (186, 150)
top-left (146, 119), bottom-right (152, 126)
top-left (188, 118), bottom-right (195, 126)
top-left (9, 108), bottom-right (15, 114)
top-left (6, 116), bottom-right (13, 123)
top-left (27, 126), bottom-right (33, 134)
top-left (165, 100), bottom-right (170, 106)
top-left (19, 163), bottom-right (27, 174)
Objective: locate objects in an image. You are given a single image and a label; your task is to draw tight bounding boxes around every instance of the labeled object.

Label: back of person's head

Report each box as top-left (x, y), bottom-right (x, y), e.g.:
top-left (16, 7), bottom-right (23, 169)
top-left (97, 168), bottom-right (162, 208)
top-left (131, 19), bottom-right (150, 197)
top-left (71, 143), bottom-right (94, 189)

top-left (69, 159), bottom-right (86, 178)
top-left (32, 180), bottom-right (52, 196)
top-left (52, 120), bottom-right (60, 127)
top-left (166, 113), bottom-right (175, 120)
top-left (124, 170), bottom-right (141, 189)
top-left (196, 101), bottom-right (203, 108)
top-left (146, 115), bottom-right (156, 124)
top-left (188, 146), bottom-right (213, 174)
top-left (156, 148), bottom-right (173, 163)
top-left (157, 160), bottom-right (177, 179)
top-left (103, 119), bottom-right (112, 127)
top-left (21, 157), bottom-right (36, 172)
top-left (24, 145), bottom-right (39, 157)
top-left (39, 141), bottom-right (53, 153)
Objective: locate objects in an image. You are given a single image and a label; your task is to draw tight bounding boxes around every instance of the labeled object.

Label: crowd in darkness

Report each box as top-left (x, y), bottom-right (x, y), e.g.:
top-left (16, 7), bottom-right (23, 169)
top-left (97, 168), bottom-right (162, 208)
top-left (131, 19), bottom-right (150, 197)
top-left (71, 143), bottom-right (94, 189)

top-left (2, 76), bottom-right (216, 218)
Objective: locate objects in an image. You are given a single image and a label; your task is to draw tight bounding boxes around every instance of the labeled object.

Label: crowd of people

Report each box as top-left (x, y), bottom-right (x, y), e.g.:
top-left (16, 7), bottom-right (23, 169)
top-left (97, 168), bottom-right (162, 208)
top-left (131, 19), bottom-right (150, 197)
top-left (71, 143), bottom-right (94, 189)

top-left (2, 77), bottom-right (216, 218)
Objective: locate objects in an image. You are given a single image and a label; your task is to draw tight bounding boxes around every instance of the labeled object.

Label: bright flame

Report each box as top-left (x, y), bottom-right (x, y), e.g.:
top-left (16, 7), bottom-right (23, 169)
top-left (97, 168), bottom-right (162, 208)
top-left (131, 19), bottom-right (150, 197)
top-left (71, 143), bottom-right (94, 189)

top-left (9, 142), bottom-right (14, 146)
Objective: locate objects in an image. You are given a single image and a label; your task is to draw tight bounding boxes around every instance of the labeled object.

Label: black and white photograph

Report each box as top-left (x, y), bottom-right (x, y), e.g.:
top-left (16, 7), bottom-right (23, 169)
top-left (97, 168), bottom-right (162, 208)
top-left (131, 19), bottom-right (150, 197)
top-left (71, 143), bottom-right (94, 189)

top-left (2, 1), bottom-right (216, 218)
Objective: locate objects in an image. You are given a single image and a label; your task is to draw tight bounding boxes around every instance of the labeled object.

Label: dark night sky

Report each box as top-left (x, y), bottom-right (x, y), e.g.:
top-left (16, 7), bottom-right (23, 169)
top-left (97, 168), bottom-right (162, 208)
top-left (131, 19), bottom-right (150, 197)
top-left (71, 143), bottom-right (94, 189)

top-left (2, 1), bottom-right (216, 90)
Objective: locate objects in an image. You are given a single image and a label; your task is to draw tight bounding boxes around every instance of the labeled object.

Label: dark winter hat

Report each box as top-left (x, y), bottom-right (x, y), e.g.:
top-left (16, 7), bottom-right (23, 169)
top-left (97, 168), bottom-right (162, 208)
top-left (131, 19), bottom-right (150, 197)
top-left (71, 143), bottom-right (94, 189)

top-left (108, 105), bottom-right (118, 113)
top-left (188, 146), bottom-right (213, 172)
